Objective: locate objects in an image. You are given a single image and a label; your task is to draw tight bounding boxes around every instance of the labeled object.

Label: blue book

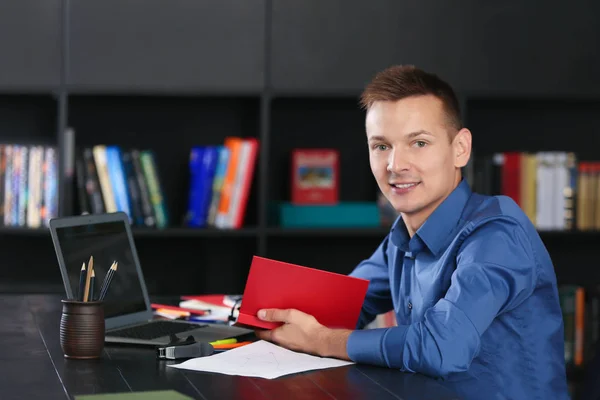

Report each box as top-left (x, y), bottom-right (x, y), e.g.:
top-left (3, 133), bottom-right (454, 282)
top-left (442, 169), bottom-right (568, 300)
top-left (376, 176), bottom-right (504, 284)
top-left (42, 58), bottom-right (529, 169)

top-left (187, 146), bottom-right (219, 227)
top-left (106, 146), bottom-right (132, 221)
top-left (206, 146), bottom-right (230, 226)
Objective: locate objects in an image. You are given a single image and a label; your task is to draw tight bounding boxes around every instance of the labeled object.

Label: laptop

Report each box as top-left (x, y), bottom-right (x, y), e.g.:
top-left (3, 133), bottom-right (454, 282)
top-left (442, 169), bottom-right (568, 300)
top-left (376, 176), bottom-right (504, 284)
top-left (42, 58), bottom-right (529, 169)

top-left (49, 212), bottom-right (252, 346)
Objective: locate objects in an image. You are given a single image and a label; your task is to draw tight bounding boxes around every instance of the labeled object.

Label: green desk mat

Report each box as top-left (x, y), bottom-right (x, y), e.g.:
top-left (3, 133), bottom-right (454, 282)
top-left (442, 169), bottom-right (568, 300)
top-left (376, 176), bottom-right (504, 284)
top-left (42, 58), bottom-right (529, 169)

top-left (75, 390), bottom-right (192, 400)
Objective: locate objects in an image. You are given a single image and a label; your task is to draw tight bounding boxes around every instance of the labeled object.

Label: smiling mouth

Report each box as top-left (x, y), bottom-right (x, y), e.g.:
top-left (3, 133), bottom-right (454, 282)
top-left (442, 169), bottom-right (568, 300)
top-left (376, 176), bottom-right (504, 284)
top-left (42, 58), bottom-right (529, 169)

top-left (389, 183), bottom-right (418, 189)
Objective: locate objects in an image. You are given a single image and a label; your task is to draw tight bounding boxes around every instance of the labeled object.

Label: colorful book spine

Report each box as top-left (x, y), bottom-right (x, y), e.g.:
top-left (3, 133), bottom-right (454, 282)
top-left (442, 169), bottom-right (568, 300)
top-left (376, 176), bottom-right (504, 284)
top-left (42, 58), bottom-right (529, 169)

top-left (43, 147), bottom-right (58, 226)
top-left (215, 137), bottom-right (243, 229)
top-left (93, 145), bottom-right (117, 213)
top-left (140, 150), bottom-right (168, 228)
top-left (106, 145), bottom-right (132, 221)
top-left (17, 146), bottom-right (28, 227)
top-left (186, 146), bottom-right (219, 227)
top-left (230, 139), bottom-right (259, 229)
top-left (121, 151), bottom-right (145, 226)
top-left (82, 148), bottom-right (105, 215)
top-left (207, 146), bottom-right (230, 227)
top-left (131, 149), bottom-right (155, 227)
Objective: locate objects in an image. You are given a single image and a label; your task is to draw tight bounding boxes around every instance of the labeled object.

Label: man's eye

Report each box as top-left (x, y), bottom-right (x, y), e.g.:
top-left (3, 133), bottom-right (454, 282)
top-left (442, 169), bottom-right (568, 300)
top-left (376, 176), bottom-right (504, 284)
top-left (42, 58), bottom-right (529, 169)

top-left (415, 141), bottom-right (427, 148)
top-left (374, 144), bottom-right (388, 151)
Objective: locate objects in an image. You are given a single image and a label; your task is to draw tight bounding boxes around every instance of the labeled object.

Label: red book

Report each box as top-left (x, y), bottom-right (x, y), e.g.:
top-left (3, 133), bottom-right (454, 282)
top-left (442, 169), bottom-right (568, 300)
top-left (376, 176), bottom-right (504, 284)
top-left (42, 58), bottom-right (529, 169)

top-left (235, 256), bottom-right (369, 330)
top-left (232, 138), bottom-right (259, 229)
top-left (501, 152), bottom-right (521, 206)
top-left (150, 303), bottom-right (208, 316)
top-left (291, 149), bottom-right (339, 204)
top-left (180, 294), bottom-right (227, 306)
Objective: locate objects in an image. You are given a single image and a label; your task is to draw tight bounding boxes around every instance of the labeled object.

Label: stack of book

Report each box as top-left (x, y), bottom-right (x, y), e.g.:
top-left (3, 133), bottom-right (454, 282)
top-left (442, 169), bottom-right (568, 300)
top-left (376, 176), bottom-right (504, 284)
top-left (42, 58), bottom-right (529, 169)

top-left (75, 145), bottom-right (167, 229)
top-left (0, 144), bottom-right (58, 228)
top-left (185, 137), bottom-right (259, 229)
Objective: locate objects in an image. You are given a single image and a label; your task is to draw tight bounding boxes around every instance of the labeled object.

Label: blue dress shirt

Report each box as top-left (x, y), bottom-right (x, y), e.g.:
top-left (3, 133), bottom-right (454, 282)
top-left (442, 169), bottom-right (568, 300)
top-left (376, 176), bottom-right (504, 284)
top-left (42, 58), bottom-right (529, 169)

top-left (347, 179), bottom-right (569, 400)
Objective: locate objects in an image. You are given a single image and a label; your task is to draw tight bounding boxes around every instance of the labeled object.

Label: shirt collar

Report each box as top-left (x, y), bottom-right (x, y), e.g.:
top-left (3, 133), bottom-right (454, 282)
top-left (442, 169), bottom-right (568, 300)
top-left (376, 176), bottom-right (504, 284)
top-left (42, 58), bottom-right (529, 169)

top-left (390, 179), bottom-right (472, 256)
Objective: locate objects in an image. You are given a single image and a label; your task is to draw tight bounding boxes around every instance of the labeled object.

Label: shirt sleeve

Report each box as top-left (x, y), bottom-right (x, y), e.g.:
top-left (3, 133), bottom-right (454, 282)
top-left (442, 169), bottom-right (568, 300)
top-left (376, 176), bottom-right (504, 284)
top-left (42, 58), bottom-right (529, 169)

top-left (348, 234), bottom-right (394, 329)
top-left (346, 218), bottom-right (538, 377)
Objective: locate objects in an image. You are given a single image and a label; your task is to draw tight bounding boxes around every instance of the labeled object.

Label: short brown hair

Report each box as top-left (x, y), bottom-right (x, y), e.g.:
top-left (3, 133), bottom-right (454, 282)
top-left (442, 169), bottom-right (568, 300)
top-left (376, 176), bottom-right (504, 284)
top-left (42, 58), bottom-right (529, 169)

top-left (360, 65), bottom-right (463, 132)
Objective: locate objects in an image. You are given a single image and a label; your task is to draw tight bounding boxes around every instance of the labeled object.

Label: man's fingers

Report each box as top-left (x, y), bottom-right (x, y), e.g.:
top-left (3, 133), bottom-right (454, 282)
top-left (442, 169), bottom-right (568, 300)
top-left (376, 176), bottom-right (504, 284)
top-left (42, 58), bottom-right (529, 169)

top-left (258, 308), bottom-right (293, 323)
top-left (255, 329), bottom-right (272, 341)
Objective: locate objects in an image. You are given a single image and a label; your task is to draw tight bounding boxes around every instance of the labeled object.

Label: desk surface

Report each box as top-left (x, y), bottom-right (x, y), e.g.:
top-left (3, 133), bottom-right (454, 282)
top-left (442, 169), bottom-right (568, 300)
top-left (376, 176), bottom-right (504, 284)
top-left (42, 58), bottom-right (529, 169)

top-left (1, 294), bottom-right (464, 400)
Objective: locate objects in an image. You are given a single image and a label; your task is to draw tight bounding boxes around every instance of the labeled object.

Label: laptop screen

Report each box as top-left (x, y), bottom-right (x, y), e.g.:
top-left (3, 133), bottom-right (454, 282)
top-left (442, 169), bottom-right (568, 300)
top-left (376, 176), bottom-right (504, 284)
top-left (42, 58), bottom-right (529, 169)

top-left (54, 220), bottom-right (147, 319)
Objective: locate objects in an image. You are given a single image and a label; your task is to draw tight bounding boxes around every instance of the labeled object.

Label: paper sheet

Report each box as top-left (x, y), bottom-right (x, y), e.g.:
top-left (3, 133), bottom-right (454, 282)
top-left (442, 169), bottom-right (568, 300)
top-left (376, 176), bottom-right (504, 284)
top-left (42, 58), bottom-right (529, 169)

top-left (168, 340), bottom-right (354, 379)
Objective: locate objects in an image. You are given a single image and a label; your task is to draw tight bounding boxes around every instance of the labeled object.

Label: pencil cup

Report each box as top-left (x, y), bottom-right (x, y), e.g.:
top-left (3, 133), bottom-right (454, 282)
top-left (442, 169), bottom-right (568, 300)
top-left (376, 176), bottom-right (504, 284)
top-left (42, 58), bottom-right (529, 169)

top-left (60, 300), bottom-right (105, 359)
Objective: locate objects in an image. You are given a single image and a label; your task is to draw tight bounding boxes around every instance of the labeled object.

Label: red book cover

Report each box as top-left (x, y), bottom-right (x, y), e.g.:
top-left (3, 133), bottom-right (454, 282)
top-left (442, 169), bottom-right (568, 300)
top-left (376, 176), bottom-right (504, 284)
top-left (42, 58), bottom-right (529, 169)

top-left (291, 149), bottom-right (339, 204)
top-left (180, 294), bottom-right (227, 306)
top-left (235, 256), bottom-right (369, 330)
top-left (502, 152), bottom-right (521, 206)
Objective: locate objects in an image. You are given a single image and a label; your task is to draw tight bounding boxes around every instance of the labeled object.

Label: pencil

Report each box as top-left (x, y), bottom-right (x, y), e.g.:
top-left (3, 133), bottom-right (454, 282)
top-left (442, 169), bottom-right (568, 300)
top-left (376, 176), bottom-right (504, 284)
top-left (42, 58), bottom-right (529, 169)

top-left (77, 263), bottom-right (86, 301)
top-left (98, 261), bottom-right (115, 300)
top-left (210, 338), bottom-right (238, 346)
top-left (212, 341), bottom-right (253, 350)
top-left (89, 269), bottom-right (96, 301)
top-left (99, 261), bottom-right (118, 301)
top-left (82, 255), bottom-right (94, 302)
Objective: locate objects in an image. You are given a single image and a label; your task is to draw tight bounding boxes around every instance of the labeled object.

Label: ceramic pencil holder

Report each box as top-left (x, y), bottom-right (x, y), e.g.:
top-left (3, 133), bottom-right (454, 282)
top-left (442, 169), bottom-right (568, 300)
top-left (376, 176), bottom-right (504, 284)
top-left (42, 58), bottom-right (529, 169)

top-left (60, 299), bottom-right (105, 359)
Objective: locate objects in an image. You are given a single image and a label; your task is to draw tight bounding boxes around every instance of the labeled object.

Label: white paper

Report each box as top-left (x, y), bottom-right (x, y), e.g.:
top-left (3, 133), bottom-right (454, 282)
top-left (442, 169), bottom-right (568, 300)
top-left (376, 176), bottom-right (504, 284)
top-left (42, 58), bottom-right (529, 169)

top-left (168, 340), bottom-right (354, 379)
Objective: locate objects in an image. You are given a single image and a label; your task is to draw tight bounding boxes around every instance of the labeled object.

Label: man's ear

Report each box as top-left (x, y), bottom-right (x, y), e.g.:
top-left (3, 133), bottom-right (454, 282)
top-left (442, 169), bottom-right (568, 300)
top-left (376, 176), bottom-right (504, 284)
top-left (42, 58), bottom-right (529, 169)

top-left (453, 128), bottom-right (472, 168)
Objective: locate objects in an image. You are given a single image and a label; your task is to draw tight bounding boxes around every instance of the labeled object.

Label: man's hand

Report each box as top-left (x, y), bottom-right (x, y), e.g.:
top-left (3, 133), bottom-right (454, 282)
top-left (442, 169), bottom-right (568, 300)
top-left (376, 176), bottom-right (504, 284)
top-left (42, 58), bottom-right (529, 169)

top-left (254, 308), bottom-right (352, 360)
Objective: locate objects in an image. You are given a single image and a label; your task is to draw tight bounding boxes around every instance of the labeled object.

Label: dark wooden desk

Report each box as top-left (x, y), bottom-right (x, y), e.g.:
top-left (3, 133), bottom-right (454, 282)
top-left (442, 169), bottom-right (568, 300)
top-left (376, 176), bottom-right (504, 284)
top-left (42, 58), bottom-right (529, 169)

top-left (1, 294), bottom-right (464, 400)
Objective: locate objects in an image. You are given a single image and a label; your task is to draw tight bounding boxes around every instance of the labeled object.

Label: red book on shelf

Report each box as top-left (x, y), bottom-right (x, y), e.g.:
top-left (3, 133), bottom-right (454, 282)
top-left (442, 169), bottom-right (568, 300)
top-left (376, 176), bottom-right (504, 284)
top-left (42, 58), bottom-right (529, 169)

top-left (291, 149), bottom-right (339, 204)
top-left (235, 255), bottom-right (369, 330)
top-left (501, 152), bottom-right (521, 206)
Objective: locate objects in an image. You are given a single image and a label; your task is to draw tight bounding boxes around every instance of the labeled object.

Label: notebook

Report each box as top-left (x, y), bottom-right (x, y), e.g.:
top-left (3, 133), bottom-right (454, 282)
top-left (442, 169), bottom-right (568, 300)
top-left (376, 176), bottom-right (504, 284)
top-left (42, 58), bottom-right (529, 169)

top-left (235, 256), bottom-right (369, 330)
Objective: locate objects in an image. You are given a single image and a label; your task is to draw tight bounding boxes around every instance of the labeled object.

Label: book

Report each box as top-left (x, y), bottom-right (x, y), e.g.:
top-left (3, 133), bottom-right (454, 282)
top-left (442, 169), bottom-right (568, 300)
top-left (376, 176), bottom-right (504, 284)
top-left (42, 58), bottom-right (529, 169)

top-left (235, 256), bottom-right (369, 330)
top-left (291, 149), bottom-right (339, 204)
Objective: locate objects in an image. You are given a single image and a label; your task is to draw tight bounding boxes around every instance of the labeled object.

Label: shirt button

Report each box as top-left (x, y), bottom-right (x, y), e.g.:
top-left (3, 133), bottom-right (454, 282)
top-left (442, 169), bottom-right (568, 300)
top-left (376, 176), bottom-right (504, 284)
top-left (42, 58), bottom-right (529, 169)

top-left (408, 302), bottom-right (413, 310)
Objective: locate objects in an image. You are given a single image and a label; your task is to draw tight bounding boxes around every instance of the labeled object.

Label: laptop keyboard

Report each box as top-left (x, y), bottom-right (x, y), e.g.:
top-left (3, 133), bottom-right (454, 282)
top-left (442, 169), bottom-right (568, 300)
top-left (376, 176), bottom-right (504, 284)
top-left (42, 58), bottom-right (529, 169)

top-left (108, 320), bottom-right (207, 340)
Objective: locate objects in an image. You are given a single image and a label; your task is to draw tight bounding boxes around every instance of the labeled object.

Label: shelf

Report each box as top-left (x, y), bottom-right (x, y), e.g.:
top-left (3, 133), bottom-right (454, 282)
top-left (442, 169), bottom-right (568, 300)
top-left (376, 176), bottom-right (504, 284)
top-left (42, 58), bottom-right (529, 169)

top-left (265, 227), bottom-right (390, 237)
top-left (538, 230), bottom-right (600, 239)
top-left (0, 225), bottom-right (595, 240)
top-left (0, 226), bottom-right (50, 236)
top-left (567, 364), bottom-right (586, 383)
top-left (264, 227), bottom-right (600, 239)
top-left (131, 227), bottom-right (259, 238)
top-left (0, 226), bottom-right (261, 238)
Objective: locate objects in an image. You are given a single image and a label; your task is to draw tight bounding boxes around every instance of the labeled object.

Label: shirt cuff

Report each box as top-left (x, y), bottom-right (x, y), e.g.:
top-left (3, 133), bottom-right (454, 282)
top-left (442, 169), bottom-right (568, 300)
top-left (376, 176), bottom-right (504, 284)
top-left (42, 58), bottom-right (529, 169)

top-left (346, 325), bottom-right (409, 368)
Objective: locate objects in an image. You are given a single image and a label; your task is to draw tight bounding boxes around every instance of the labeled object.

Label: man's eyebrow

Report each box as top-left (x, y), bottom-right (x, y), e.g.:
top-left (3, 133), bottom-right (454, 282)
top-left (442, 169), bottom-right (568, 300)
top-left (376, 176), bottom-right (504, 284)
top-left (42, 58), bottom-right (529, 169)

top-left (406, 130), bottom-right (434, 139)
top-left (368, 131), bottom-right (434, 142)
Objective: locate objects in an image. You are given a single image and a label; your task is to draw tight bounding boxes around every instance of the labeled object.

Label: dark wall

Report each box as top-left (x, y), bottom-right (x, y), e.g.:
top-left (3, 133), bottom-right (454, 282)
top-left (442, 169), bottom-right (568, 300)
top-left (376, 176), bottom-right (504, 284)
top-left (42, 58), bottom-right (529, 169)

top-left (270, 1), bottom-right (600, 96)
top-left (67, 0), bottom-right (266, 93)
top-left (1, 1), bottom-right (598, 96)
top-left (0, 1), bottom-right (61, 90)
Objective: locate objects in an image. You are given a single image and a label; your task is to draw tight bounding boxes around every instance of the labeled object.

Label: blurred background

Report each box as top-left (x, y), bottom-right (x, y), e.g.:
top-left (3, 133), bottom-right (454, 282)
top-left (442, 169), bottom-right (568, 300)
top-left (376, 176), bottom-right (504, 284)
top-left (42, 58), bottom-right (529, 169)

top-left (0, 1), bottom-right (599, 397)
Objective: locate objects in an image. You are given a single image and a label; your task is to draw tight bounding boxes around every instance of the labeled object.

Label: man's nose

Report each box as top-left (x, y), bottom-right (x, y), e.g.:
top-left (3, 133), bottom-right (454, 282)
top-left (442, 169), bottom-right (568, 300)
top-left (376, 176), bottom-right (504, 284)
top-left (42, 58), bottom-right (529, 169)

top-left (387, 149), bottom-right (410, 173)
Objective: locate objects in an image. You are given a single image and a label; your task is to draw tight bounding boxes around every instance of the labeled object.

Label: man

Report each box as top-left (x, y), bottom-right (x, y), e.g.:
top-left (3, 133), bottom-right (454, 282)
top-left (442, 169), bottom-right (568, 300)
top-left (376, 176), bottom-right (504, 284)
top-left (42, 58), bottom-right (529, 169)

top-left (255, 65), bottom-right (568, 399)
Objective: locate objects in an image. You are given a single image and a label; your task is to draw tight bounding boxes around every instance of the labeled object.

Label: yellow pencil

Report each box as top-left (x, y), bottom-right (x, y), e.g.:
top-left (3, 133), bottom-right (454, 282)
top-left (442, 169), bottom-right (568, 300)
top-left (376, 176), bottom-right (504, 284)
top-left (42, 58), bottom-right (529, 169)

top-left (83, 255), bottom-right (94, 302)
top-left (210, 338), bottom-right (237, 346)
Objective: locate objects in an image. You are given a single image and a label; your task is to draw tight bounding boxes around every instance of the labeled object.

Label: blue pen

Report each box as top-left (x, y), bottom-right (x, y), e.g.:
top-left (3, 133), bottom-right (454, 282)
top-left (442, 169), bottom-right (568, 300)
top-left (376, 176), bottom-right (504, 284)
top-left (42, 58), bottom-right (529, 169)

top-left (188, 316), bottom-right (225, 324)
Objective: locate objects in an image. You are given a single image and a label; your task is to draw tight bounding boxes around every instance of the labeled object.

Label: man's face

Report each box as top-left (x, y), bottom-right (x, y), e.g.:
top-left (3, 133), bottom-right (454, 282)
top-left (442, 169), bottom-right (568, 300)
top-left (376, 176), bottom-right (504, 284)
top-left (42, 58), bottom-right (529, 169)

top-left (366, 95), bottom-right (470, 224)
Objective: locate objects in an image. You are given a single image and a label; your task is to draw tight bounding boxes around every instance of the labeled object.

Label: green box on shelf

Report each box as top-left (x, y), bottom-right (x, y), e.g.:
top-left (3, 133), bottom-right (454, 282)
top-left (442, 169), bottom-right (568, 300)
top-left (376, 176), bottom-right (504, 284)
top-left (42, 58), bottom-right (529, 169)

top-left (279, 202), bottom-right (380, 227)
